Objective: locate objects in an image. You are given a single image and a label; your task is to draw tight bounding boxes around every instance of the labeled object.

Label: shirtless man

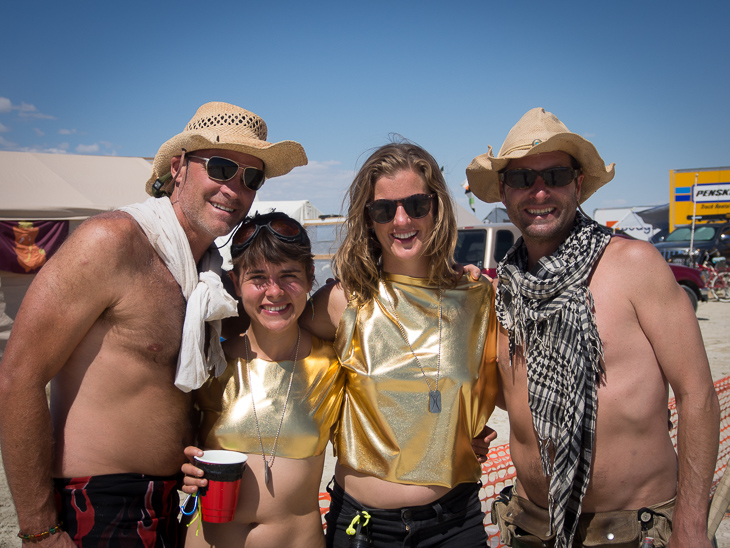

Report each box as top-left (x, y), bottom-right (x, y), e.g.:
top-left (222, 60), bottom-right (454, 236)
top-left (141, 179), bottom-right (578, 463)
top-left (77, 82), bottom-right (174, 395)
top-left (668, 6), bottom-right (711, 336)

top-left (0, 101), bottom-right (306, 546)
top-left (466, 108), bottom-right (719, 547)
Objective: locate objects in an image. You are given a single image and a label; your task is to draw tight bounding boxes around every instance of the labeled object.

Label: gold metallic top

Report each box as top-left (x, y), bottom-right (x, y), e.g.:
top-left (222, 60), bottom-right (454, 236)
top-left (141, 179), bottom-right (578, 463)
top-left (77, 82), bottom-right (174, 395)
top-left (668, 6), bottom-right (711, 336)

top-left (195, 336), bottom-right (344, 458)
top-left (334, 273), bottom-right (497, 487)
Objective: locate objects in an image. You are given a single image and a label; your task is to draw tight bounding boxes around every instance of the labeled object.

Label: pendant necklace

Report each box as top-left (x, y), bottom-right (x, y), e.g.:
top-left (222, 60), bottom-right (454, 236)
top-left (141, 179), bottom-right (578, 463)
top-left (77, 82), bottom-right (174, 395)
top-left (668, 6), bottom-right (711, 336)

top-left (245, 327), bottom-right (300, 485)
top-left (381, 280), bottom-right (443, 413)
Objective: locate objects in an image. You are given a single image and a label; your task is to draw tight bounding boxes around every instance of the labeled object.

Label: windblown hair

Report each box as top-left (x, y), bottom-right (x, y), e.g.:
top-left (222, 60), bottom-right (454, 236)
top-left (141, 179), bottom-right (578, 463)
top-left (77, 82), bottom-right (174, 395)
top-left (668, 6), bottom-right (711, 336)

top-left (333, 142), bottom-right (458, 305)
top-left (231, 212), bottom-right (314, 286)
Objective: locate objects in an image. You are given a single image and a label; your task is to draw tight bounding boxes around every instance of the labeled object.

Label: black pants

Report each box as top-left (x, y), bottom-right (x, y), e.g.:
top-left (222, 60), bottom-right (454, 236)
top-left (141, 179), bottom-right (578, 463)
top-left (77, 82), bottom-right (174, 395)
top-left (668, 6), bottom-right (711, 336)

top-left (325, 478), bottom-right (488, 547)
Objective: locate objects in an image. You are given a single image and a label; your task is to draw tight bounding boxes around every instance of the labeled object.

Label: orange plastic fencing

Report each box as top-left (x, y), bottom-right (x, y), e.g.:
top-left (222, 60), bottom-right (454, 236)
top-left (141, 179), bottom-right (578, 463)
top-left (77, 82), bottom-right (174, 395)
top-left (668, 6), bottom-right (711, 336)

top-left (319, 375), bottom-right (730, 546)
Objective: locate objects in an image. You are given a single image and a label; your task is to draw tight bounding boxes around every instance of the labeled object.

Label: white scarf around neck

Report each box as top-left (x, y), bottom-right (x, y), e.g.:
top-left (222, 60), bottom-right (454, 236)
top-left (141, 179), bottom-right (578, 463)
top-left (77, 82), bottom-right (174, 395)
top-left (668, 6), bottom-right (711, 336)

top-left (119, 197), bottom-right (238, 392)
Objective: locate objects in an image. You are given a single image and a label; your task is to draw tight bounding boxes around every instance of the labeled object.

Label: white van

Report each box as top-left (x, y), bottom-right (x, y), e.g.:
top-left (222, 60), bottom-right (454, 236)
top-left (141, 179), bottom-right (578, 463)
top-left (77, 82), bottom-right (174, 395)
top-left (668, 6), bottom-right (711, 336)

top-left (454, 223), bottom-right (522, 278)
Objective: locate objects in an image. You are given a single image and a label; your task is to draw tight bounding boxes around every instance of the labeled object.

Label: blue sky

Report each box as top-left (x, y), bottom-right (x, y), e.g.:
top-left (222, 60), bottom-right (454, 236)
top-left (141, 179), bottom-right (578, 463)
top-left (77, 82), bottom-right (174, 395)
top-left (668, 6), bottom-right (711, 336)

top-left (2, 1), bottom-right (728, 221)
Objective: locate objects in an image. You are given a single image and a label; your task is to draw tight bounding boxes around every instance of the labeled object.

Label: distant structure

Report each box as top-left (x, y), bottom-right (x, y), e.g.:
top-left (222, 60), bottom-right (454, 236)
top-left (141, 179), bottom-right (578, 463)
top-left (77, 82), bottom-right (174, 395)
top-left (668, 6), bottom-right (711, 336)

top-left (483, 207), bottom-right (511, 224)
top-left (593, 206), bottom-right (664, 242)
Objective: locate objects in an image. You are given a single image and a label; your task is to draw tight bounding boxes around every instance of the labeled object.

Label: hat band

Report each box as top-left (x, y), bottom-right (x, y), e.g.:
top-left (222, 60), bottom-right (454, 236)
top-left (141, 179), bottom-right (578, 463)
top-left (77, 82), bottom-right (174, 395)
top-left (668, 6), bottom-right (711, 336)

top-left (500, 142), bottom-right (541, 157)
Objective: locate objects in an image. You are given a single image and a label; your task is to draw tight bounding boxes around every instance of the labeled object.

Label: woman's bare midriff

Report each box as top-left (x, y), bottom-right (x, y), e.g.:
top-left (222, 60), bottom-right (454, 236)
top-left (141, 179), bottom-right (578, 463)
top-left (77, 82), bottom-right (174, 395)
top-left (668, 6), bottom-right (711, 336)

top-left (334, 463), bottom-right (452, 509)
top-left (186, 454), bottom-right (326, 548)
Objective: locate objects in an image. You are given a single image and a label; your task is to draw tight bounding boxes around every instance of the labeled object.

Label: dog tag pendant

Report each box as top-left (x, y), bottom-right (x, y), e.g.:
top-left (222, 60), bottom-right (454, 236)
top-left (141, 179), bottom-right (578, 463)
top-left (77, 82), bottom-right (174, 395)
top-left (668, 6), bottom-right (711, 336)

top-left (264, 462), bottom-right (271, 485)
top-left (429, 390), bottom-right (442, 413)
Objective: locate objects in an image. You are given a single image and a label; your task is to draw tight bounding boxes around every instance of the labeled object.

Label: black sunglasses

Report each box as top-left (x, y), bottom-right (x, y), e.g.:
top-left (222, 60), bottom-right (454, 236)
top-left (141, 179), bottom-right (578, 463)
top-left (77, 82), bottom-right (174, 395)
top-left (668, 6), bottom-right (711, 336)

top-left (500, 167), bottom-right (579, 190)
top-left (230, 213), bottom-right (308, 258)
top-left (188, 155), bottom-right (266, 191)
top-left (366, 193), bottom-right (435, 224)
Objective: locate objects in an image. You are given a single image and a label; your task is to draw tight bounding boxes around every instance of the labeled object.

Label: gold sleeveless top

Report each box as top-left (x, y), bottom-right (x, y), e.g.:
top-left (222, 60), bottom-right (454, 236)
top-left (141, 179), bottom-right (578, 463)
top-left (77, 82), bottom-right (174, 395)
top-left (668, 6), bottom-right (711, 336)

top-left (195, 336), bottom-right (344, 458)
top-left (333, 273), bottom-right (497, 487)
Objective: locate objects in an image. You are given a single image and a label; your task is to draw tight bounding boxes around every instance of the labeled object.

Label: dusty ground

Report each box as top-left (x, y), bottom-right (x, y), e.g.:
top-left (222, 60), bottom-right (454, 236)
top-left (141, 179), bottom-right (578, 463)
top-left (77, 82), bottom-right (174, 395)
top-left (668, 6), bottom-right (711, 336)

top-left (1, 301), bottom-right (729, 546)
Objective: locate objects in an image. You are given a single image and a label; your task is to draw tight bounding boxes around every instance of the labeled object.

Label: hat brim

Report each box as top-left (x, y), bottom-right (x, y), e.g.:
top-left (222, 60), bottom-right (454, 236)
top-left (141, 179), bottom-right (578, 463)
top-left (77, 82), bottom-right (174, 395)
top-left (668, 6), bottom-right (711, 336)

top-left (466, 133), bottom-right (614, 204)
top-left (145, 133), bottom-right (308, 195)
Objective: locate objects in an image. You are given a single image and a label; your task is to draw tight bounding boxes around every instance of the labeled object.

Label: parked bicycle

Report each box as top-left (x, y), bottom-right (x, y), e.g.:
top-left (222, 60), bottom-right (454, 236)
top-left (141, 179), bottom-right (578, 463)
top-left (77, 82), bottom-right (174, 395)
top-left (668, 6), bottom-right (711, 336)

top-left (697, 250), bottom-right (730, 302)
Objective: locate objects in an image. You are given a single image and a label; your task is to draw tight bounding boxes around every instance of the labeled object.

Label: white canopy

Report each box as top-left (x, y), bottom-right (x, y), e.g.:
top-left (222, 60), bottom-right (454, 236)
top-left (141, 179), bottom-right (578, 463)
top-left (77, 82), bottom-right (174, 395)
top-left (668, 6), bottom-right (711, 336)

top-left (455, 202), bottom-right (482, 227)
top-left (0, 151), bottom-right (151, 220)
top-left (248, 199), bottom-right (323, 224)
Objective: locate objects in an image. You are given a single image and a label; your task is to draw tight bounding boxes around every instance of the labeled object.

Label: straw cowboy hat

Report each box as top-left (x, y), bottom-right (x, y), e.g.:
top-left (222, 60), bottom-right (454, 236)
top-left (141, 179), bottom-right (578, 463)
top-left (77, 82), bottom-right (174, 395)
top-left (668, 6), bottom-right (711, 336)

top-left (466, 107), bottom-right (615, 203)
top-left (146, 102), bottom-right (308, 196)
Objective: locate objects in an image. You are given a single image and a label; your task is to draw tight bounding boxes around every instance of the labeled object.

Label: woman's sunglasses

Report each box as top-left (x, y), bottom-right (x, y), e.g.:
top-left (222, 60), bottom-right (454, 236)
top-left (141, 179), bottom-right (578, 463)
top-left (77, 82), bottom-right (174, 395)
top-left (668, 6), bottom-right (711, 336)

top-left (500, 167), bottom-right (579, 190)
top-left (366, 193), bottom-right (435, 224)
top-left (188, 155), bottom-right (266, 191)
top-left (230, 214), bottom-right (308, 258)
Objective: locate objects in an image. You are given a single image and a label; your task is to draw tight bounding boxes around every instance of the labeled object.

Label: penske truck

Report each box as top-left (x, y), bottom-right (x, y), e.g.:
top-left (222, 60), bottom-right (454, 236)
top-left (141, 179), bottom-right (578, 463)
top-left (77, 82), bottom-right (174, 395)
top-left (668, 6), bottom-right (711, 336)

top-left (670, 166), bottom-right (730, 231)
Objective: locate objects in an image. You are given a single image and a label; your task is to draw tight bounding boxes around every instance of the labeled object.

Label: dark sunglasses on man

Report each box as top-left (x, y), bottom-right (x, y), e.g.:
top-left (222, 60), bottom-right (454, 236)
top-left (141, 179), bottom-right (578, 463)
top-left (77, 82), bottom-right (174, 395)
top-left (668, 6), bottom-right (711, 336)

top-left (500, 167), bottom-right (580, 190)
top-left (188, 155), bottom-right (266, 191)
top-left (366, 193), bottom-right (435, 224)
top-left (230, 212), bottom-right (309, 259)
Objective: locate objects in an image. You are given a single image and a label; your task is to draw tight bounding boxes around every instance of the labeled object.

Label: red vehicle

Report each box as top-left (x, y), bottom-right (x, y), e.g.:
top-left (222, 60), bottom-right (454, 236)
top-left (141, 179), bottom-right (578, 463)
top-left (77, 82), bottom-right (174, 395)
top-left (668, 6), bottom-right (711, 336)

top-left (667, 263), bottom-right (707, 312)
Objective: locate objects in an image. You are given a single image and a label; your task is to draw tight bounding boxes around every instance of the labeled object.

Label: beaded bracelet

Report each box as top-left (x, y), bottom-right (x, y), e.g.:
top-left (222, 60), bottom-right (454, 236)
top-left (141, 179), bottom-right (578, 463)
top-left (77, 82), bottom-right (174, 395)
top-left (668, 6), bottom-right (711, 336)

top-left (17, 522), bottom-right (63, 541)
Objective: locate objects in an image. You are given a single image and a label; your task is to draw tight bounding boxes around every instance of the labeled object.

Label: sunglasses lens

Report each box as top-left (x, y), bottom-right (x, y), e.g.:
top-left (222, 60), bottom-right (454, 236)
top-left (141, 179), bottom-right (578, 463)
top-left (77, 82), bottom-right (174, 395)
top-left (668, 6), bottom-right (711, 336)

top-left (503, 170), bottom-right (536, 189)
top-left (543, 167), bottom-right (575, 187)
top-left (368, 201), bottom-right (397, 224)
top-left (503, 168), bottom-right (576, 189)
top-left (368, 194), bottom-right (433, 223)
top-left (204, 157), bottom-right (240, 181)
top-left (403, 195), bottom-right (432, 219)
top-left (242, 167), bottom-right (266, 191)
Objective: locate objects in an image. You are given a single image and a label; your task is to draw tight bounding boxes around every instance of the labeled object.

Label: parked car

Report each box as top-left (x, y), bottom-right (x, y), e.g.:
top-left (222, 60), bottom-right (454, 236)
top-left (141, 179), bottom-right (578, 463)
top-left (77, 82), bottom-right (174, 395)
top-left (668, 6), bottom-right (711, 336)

top-left (455, 224), bottom-right (707, 312)
top-left (653, 223), bottom-right (730, 265)
top-left (648, 228), bottom-right (669, 244)
top-left (454, 223), bottom-right (522, 278)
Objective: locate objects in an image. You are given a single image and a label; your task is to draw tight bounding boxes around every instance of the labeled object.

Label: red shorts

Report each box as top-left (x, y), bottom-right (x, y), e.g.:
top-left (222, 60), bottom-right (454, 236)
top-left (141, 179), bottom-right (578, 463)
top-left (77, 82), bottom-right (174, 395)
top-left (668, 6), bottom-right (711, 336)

top-left (54, 473), bottom-right (182, 547)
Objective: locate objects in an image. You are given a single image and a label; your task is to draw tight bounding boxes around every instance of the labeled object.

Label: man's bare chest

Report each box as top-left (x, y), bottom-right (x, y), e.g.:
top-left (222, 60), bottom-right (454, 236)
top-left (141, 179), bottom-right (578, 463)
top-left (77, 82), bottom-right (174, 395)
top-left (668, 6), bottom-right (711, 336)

top-left (101, 258), bottom-right (187, 364)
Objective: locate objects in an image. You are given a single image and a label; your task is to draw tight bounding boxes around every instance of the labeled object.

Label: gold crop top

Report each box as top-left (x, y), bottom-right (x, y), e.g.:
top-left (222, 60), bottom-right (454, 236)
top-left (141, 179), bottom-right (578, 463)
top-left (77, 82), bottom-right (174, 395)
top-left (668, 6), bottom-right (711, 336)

top-left (195, 335), bottom-right (344, 459)
top-left (333, 273), bottom-right (497, 487)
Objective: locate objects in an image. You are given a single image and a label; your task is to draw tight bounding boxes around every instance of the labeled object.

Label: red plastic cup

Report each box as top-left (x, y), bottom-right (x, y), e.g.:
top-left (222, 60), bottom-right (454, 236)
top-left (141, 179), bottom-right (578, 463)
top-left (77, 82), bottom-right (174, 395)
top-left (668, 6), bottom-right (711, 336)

top-left (194, 450), bottom-right (248, 523)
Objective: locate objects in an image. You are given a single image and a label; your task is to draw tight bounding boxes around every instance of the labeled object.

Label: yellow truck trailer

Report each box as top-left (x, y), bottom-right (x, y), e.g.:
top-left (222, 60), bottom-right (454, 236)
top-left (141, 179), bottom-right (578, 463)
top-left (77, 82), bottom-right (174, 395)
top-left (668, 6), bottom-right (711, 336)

top-left (670, 166), bottom-right (730, 231)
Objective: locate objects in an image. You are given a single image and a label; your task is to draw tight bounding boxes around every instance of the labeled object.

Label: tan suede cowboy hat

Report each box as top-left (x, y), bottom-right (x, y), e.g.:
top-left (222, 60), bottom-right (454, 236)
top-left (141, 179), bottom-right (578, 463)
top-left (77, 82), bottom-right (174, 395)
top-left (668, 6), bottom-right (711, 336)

top-left (146, 102), bottom-right (307, 196)
top-left (466, 108), bottom-right (615, 203)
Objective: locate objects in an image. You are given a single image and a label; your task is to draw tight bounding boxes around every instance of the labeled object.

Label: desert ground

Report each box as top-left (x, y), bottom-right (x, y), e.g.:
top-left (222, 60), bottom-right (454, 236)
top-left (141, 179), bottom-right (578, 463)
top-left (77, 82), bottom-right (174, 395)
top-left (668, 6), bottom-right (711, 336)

top-left (1, 300), bottom-right (729, 546)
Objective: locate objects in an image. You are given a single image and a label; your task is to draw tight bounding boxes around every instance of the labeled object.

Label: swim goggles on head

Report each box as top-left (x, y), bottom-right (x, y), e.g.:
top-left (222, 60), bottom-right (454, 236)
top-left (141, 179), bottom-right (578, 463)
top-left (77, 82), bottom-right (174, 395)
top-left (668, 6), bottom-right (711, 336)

top-left (230, 213), bottom-right (308, 258)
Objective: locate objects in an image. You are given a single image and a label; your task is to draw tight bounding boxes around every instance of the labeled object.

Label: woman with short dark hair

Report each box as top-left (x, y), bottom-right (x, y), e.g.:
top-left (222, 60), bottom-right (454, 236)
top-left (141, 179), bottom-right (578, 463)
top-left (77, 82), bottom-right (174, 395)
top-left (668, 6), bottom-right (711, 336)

top-left (182, 212), bottom-right (344, 548)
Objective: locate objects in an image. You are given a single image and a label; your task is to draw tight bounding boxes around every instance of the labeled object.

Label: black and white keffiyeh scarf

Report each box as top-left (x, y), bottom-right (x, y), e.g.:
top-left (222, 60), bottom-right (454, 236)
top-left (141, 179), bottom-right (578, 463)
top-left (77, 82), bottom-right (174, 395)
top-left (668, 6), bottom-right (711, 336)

top-left (496, 211), bottom-right (612, 548)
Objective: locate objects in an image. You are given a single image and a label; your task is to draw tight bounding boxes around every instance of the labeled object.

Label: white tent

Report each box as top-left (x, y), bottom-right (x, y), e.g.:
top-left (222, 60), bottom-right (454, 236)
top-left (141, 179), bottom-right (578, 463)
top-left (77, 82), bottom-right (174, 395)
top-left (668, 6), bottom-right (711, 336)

top-left (593, 206), bottom-right (660, 241)
top-left (455, 202), bottom-right (482, 227)
top-left (0, 151), bottom-right (152, 220)
top-left (247, 199), bottom-right (323, 224)
top-left (0, 151), bottom-right (152, 355)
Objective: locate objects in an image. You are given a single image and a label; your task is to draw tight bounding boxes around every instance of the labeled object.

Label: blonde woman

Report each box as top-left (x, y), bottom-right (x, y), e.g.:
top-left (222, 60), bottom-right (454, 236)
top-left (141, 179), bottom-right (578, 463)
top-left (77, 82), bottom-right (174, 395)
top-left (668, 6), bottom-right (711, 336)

top-left (304, 142), bottom-right (498, 547)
